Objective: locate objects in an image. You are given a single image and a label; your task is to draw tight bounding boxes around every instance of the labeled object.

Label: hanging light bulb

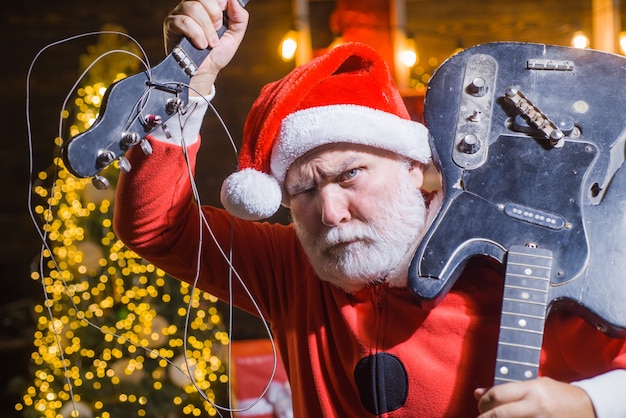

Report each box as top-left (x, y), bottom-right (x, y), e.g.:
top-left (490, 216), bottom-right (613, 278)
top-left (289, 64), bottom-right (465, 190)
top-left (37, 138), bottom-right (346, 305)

top-left (619, 32), bottom-right (626, 55)
top-left (279, 30), bottom-right (298, 61)
top-left (399, 38), bottom-right (418, 68)
top-left (571, 31), bottom-right (589, 49)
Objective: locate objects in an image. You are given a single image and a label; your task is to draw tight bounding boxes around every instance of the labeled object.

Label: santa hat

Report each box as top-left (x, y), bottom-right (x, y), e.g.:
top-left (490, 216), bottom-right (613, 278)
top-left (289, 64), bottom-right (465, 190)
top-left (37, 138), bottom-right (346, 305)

top-left (220, 42), bottom-right (431, 220)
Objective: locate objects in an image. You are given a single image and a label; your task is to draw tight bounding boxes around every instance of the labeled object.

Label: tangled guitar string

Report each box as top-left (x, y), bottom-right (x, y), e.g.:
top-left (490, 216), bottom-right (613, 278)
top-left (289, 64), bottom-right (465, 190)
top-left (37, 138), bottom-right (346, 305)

top-left (25, 30), bottom-right (277, 418)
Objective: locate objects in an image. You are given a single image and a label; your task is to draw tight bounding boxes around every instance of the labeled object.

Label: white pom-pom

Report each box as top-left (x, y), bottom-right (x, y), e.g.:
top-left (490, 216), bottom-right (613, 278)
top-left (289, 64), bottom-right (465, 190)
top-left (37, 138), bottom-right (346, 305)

top-left (220, 168), bottom-right (283, 220)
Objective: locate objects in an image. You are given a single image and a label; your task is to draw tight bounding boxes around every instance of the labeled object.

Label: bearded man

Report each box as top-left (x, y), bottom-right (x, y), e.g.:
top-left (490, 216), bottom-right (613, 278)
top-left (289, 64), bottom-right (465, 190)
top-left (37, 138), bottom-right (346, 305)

top-left (114, 0), bottom-right (626, 416)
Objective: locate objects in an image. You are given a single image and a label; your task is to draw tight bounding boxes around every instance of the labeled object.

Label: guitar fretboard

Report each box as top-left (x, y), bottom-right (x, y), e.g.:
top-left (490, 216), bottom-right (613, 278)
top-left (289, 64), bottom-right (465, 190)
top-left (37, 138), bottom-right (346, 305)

top-left (494, 245), bottom-right (553, 385)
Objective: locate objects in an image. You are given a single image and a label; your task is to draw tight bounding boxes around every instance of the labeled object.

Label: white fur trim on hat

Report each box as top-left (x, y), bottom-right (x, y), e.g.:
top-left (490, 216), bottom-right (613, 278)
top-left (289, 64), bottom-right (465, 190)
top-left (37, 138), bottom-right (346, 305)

top-left (270, 104), bottom-right (431, 183)
top-left (220, 168), bottom-right (283, 220)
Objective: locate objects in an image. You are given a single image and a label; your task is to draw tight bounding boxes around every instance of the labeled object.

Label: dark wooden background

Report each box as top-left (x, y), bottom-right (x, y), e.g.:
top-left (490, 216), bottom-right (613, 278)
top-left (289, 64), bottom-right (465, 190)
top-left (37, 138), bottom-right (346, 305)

top-left (0, 0), bottom-right (611, 415)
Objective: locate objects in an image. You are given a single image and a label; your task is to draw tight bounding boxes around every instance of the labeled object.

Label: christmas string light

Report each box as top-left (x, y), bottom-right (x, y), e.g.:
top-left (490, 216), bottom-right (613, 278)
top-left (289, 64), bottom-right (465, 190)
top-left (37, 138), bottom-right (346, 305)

top-left (23, 31), bottom-right (233, 418)
top-left (23, 157), bottom-right (231, 417)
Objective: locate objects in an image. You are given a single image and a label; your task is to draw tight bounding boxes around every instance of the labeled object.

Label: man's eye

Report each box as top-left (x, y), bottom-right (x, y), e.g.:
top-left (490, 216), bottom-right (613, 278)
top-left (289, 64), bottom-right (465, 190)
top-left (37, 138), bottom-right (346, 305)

top-left (340, 168), bottom-right (360, 182)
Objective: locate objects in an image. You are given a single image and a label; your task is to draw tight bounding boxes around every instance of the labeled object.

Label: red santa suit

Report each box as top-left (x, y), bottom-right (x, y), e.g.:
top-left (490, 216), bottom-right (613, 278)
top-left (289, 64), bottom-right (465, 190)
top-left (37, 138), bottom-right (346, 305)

top-left (114, 43), bottom-right (626, 417)
top-left (114, 137), bottom-right (626, 417)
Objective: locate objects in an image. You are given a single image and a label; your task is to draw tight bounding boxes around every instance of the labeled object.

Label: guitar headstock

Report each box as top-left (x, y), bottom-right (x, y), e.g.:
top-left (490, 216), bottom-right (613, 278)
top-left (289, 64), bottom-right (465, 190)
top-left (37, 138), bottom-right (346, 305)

top-left (61, 36), bottom-right (215, 188)
top-left (62, 0), bottom-right (250, 188)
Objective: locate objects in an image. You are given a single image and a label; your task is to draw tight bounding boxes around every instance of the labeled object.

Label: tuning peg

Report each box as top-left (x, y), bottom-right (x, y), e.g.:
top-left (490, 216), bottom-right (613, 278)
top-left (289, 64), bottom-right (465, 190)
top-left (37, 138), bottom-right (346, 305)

top-left (145, 114), bottom-right (162, 127)
top-left (166, 97), bottom-right (184, 114)
top-left (92, 175), bottom-right (110, 190)
top-left (118, 156), bottom-right (132, 173)
top-left (96, 150), bottom-right (116, 170)
top-left (120, 132), bottom-right (141, 149)
top-left (139, 139), bottom-right (153, 156)
top-left (468, 77), bottom-right (488, 97)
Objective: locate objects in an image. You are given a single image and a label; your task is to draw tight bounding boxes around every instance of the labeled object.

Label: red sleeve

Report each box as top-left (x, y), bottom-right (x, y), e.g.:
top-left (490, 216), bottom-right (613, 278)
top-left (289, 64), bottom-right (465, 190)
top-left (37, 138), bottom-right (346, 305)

top-left (113, 137), bottom-right (309, 321)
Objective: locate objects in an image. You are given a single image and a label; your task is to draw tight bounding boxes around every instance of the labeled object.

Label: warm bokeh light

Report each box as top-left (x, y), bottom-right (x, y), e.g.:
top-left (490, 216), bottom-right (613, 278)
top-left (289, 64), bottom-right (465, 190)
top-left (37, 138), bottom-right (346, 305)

top-left (620, 31), bottom-right (626, 55)
top-left (571, 30), bottom-right (589, 49)
top-left (399, 39), bottom-right (418, 68)
top-left (280, 30), bottom-right (298, 61)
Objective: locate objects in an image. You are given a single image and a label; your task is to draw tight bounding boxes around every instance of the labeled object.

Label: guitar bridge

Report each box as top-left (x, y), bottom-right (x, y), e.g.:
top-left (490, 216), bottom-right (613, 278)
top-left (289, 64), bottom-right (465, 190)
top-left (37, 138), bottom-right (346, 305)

top-left (504, 87), bottom-right (565, 147)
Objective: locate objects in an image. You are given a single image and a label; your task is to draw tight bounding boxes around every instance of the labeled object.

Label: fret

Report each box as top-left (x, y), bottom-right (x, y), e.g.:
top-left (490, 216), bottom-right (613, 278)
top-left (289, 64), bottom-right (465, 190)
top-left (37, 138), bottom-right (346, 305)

top-left (503, 297), bottom-right (548, 306)
top-left (497, 341), bottom-right (542, 351)
top-left (500, 285), bottom-right (546, 292)
top-left (500, 311), bottom-right (545, 319)
top-left (494, 245), bottom-right (553, 385)
top-left (499, 325), bottom-right (544, 335)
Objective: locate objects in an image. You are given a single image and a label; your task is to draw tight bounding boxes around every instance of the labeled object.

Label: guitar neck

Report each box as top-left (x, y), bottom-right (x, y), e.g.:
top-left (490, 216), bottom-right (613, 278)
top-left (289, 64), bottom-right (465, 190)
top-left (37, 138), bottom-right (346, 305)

top-left (171, 0), bottom-right (250, 75)
top-left (171, 37), bottom-right (212, 76)
top-left (493, 245), bottom-right (553, 385)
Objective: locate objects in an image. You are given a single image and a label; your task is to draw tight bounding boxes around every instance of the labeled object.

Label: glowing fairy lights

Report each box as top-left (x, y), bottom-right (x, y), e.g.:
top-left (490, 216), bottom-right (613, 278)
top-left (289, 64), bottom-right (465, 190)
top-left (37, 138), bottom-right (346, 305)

top-left (22, 32), bottom-right (229, 417)
top-left (22, 156), bottom-right (230, 416)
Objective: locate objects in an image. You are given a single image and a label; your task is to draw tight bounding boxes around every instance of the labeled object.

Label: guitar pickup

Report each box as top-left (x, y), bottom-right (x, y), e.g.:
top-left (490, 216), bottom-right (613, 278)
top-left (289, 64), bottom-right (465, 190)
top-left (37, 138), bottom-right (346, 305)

top-left (503, 203), bottom-right (566, 230)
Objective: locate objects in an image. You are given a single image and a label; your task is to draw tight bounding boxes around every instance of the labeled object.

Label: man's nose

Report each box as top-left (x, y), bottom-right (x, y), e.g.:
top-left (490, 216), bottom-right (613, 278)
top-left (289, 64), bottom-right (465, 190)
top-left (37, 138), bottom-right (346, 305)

top-left (319, 186), bottom-right (351, 227)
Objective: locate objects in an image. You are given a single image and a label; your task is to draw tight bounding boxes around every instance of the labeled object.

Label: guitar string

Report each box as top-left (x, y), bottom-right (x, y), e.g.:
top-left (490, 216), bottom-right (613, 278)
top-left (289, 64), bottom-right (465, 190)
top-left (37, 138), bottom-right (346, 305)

top-left (25, 33), bottom-right (239, 417)
top-left (198, 93), bottom-right (279, 413)
top-left (174, 93), bottom-right (278, 414)
top-left (26, 30), bottom-right (153, 416)
top-left (26, 32), bottom-right (278, 417)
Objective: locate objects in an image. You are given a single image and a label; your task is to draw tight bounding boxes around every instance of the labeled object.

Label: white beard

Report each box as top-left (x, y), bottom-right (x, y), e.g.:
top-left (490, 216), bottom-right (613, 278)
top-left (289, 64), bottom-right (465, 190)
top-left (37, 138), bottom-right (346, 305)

top-left (293, 169), bottom-right (427, 293)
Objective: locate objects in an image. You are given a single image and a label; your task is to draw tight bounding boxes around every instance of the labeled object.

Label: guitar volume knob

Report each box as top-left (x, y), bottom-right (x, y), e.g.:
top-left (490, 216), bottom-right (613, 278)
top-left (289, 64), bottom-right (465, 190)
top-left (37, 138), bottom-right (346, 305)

top-left (458, 134), bottom-right (481, 154)
top-left (468, 77), bottom-right (487, 97)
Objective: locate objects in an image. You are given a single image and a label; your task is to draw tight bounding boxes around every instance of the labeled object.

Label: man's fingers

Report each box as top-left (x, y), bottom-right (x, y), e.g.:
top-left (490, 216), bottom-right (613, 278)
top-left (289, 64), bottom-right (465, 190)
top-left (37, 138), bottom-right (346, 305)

top-left (474, 387), bottom-right (487, 400)
top-left (194, 0), bottom-right (227, 45)
top-left (476, 383), bottom-right (527, 413)
top-left (224, 0), bottom-right (249, 34)
top-left (164, 0), bottom-right (229, 52)
top-left (477, 400), bottom-right (536, 418)
top-left (164, 14), bottom-right (207, 51)
top-left (475, 378), bottom-right (596, 418)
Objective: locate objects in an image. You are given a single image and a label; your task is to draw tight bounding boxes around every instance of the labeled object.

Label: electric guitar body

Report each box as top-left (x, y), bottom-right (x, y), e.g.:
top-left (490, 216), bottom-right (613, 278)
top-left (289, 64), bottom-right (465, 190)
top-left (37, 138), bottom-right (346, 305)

top-left (409, 42), bottom-right (626, 346)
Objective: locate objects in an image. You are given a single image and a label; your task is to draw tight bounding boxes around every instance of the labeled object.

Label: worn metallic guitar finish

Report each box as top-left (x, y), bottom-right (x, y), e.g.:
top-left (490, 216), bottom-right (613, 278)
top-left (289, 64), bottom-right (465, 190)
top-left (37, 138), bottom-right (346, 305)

top-left (62, 0), bottom-right (249, 188)
top-left (408, 42), bottom-right (626, 383)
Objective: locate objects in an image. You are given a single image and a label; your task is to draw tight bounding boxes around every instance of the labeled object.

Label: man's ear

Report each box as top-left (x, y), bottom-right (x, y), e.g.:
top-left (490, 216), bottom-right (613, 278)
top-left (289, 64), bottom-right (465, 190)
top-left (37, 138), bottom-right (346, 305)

top-left (408, 161), bottom-right (425, 189)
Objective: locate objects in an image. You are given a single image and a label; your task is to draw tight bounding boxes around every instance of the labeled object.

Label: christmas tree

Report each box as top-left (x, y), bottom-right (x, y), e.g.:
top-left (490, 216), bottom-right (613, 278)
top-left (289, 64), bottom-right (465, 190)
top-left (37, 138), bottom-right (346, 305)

top-left (20, 27), bottom-right (230, 418)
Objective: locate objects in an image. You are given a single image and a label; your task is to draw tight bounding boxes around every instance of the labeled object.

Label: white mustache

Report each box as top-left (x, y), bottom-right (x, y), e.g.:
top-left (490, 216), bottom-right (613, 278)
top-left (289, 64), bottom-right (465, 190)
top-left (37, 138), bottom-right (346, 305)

top-left (319, 224), bottom-right (377, 249)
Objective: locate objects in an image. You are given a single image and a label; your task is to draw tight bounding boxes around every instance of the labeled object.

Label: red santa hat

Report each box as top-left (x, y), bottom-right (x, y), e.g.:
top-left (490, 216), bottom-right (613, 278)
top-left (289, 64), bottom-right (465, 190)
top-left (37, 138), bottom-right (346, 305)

top-left (220, 42), bottom-right (431, 220)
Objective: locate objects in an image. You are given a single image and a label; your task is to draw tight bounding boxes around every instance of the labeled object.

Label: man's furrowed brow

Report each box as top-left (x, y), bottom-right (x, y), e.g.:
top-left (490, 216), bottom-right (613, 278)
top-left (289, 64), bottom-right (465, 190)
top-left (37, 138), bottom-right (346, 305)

top-left (287, 155), bottom-right (360, 194)
top-left (286, 180), bottom-right (315, 195)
